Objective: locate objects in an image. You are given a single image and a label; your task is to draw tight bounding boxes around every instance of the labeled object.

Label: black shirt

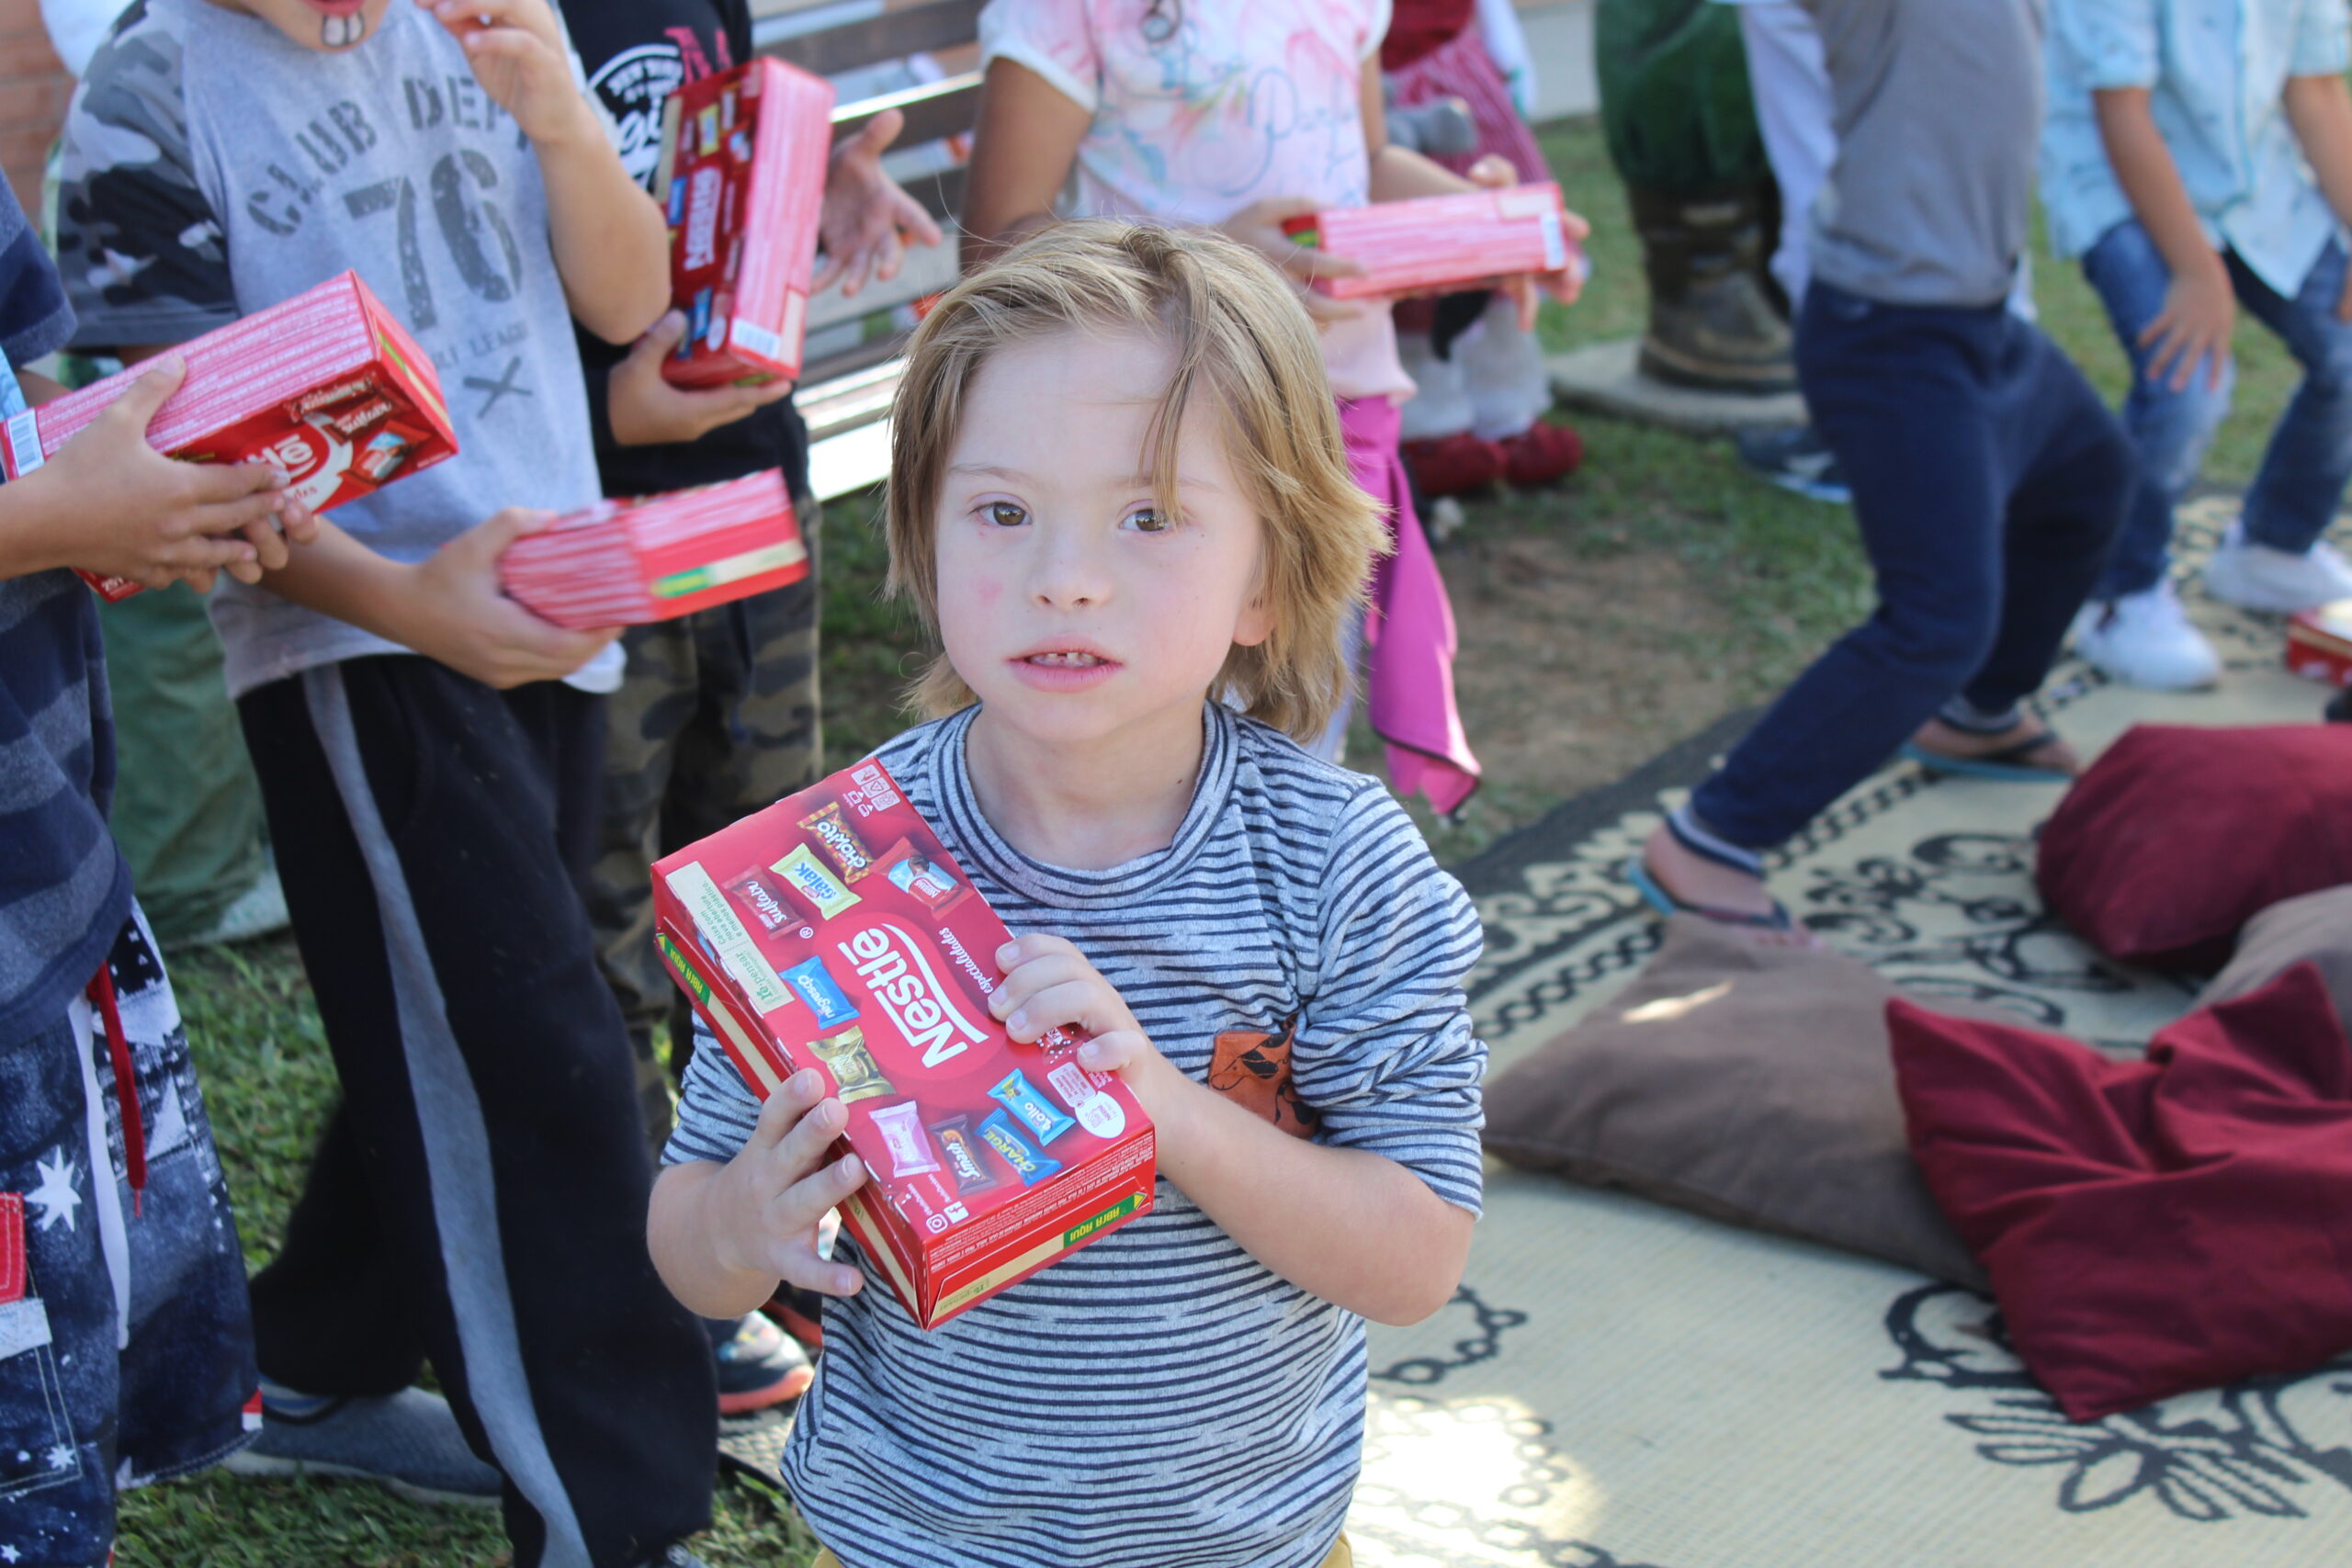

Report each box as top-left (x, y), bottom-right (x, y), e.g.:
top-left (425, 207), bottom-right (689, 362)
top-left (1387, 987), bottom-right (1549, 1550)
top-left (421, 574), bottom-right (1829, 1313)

top-left (561, 0), bottom-right (813, 500)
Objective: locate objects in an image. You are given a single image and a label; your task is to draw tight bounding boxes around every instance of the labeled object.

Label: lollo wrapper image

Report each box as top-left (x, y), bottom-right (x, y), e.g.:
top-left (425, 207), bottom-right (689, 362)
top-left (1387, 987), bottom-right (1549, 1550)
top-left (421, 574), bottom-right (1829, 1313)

top-left (3, 270), bottom-right (455, 603)
top-left (651, 759), bottom-right (1156, 1329)
top-left (2287, 600), bottom-right (2352, 687)
top-left (497, 468), bottom-right (807, 628)
top-left (1281, 182), bottom-right (1582, 299)
top-left (654, 57), bottom-right (836, 389)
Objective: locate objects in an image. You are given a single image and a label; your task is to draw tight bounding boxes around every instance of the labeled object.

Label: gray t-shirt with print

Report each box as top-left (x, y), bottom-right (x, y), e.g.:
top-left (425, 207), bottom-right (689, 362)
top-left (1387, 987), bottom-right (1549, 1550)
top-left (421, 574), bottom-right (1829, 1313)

top-left (56, 0), bottom-right (607, 697)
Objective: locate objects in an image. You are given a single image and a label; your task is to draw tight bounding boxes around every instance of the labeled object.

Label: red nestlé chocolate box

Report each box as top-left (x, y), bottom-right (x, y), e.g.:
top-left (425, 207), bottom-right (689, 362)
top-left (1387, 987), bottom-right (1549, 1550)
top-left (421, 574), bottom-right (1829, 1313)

top-left (655, 58), bottom-right (836, 388)
top-left (652, 760), bottom-right (1158, 1329)
top-left (1282, 182), bottom-right (1578, 299)
top-left (3, 270), bottom-right (455, 603)
top-left (498, 468), bottom-right (807, 628)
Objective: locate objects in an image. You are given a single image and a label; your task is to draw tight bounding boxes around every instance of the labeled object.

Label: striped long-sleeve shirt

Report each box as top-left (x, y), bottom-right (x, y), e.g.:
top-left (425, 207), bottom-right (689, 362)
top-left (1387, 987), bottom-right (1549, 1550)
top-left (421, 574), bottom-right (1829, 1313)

top-left (665, 702), bottom-right (1487, 1568)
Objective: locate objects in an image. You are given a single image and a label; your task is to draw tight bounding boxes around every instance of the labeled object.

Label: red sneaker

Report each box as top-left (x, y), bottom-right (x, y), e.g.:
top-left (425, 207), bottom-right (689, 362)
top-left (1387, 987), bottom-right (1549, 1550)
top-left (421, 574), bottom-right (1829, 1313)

top-left (1402, 432), bottom-right (1508, 498)
top-left (1498, 422), bottom-right (1585, 487)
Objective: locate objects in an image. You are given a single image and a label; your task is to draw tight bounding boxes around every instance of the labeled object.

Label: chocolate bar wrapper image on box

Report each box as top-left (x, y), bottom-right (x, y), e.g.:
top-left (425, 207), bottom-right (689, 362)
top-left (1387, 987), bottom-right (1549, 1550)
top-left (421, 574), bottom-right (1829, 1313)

top-left (653, 759), bottom-right (1157, 1329)
top-left (498, 468), bottom-right (807, 628)
top-left (1283, 183), bottom-right (1580, 299)
top-left (656, 57), bottom-right (835, 389)
top-left (2, 270), bottom-right (457, 603)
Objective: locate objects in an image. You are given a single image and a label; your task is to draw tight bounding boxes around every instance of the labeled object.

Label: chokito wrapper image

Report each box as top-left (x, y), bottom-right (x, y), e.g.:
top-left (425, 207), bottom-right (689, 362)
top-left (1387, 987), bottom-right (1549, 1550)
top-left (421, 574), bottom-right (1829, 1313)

top-left (3, 270), bottom-right (456, 603)
top-left (654, 57), bottom-right (835, 388)
top-left (1282, 183), bottom-right (1580, 299)
top-left (497, 468), bottom-right (807, 627)
top-left (652, 761), bottom-right (1157, 1328)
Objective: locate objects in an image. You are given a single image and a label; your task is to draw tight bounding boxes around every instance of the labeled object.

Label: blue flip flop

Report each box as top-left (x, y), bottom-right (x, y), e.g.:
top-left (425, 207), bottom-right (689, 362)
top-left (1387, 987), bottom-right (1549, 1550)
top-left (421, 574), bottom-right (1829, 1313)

top-left (1898, 732), bottom-right (2072, 784)
top-left (1624, 857), bottom-right (1796, 932)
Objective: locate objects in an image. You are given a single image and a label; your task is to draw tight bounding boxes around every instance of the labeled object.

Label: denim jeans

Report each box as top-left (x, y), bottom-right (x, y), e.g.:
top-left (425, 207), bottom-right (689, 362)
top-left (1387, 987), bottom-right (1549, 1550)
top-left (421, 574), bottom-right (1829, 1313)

top-left (1689, 283), bottom-right (2131, 851)
top-left (2081, 219), bottom-right (2352, 599)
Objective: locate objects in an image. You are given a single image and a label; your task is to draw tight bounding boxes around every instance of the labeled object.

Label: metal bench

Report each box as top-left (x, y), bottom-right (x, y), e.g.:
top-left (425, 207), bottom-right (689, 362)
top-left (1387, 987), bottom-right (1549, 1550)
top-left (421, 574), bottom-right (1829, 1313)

top-left (752, 0), bottom-right (983, 499)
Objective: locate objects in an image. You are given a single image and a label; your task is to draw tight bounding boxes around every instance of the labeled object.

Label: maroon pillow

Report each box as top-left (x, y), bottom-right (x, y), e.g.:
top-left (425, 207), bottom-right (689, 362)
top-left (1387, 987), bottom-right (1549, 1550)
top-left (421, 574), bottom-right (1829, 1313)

top-left (2034, 724), bottom-right (2352, 971)
top-left (1889, 964), bottom-right (2352, 1423)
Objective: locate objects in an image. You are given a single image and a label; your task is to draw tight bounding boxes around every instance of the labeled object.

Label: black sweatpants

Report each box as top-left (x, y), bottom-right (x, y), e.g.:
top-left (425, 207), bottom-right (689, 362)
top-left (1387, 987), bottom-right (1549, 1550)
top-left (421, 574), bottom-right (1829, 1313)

top-left (239, 657), bottom-right (712, 1568)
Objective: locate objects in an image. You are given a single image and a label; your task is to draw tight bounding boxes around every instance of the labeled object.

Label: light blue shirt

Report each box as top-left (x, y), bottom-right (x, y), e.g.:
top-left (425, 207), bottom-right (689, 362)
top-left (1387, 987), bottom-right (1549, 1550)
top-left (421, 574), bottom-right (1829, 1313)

top-left (2041, 0), bottom-right (2352, 293)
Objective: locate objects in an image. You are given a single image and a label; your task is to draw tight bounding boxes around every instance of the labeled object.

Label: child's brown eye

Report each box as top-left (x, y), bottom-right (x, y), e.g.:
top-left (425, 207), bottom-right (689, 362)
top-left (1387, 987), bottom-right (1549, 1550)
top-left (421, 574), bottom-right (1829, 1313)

top-left (985, 502), bottom-right (1027, 528)
top-left (1124, 507), bottom-right (1168, 533)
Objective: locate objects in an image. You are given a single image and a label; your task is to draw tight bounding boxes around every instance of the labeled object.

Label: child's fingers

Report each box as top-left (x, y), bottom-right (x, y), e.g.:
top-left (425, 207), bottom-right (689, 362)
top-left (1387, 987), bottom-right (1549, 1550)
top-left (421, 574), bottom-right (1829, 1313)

top-left (103, 355), bottom-right (187, 431)
top-left (1002, 978), bottom-right (1121, 1043)
top-left (766, 1088), bottom-right (849, 1179)
top-left (772, 1234), bottom-right (864, 1300)
top-left (191, 489), bottom-right (293, 540)
top-left (277, 496), bottom-right (321, 546)
top-left (628, 310), bottom-right (691, 367)
top-left (986, 953), bottom-right (1088, 1021)
top-left (237, 517), bottom-right (292, 575)
top-left (763, 1151), bottom-right (866, 1254)
top-left (1075, 1029), bottom-right (1150, 1074)
top-left (747, 1067), bottom-right (831, 1151)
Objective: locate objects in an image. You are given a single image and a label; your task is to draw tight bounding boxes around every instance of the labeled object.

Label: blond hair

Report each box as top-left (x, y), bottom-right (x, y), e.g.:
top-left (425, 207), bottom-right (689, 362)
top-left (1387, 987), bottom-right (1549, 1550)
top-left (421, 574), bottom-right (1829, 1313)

top-left (883, 220), bottom-right (1387, 743)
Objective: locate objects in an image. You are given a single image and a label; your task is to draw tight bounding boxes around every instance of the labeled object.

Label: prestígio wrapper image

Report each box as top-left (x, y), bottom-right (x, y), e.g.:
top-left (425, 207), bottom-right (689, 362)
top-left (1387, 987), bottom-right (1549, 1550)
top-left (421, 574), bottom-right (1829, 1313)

top-left (652, 759), bottom-right (1158, 1328)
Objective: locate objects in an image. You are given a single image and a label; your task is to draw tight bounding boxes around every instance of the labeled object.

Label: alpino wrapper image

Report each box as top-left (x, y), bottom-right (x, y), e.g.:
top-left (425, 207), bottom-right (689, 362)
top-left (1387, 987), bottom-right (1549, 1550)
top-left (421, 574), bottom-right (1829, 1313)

top-left (1283, 183), bottom-right (1579, 299)
top-left (3, 271), bottom-right (455, 602)
top-left (656, 57), bottom-right (835, 388)
top-left (653, 759), bottom-right (1157, 1328)
top-left (498, 468), bottom-right (807, 627)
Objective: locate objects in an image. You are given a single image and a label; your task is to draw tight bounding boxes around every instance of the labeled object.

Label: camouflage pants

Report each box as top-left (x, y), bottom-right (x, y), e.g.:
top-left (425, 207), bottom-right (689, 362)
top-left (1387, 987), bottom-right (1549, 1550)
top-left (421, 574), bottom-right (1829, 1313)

top-left (586, 506), bottom-right (820, 1147)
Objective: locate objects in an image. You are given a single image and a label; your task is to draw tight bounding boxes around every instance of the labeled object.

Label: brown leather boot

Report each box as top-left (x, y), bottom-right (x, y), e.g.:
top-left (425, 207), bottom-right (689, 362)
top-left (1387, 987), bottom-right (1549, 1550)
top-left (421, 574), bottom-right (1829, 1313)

top-left (1629, 186), bottom-right (1795, 393)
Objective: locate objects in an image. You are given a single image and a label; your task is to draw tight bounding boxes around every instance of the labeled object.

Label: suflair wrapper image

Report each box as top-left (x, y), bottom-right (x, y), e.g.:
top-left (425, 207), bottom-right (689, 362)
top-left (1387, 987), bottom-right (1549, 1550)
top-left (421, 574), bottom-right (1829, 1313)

top-left (1281, 182), bottom-right (1581, 299)
top-left (4, 270), bottom-right (456, 603)
top-left (497, 468), bottom-right (807, 628)
top-left (652, 760), bottom-right (1157, 1328)
top-left (653, 58), bottom-right (836, 388)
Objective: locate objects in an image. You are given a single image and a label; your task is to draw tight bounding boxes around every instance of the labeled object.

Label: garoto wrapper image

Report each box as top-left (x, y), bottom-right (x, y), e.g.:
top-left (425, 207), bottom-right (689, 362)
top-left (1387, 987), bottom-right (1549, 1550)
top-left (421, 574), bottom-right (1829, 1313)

top-left (2, 270), bottom-right (457, 603)
top-left (652, 759), bottom-right (1157, 1328)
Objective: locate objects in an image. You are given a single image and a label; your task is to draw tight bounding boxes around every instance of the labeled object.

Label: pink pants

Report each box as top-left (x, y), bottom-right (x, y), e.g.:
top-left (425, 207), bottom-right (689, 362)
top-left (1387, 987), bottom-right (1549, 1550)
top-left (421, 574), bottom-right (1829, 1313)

top-left (1340, 395), bottom-right (1480, 814)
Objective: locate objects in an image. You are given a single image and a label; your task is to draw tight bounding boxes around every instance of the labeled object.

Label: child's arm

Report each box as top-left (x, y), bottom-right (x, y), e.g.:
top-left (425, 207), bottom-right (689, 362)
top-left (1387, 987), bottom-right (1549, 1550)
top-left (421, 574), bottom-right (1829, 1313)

top-left (2284, 73), bottom-right (2352, 321)
top-left (0, 356), bottom-right (311, 589)
top-left (429, 0), bottom-right (669, 344)
top-left (2093, 87), bottom-right (2233, 389)
top-left (1359, 61), bottom-right (1587, 321)
top-left (650, 1066), bottom-right (874, 1319)
top-left (254, 506), bottom-right (619, 689)
top-left (962, 57), bottom-right (1094, 270)
top-left (991, 935), bottom-right (1475, 1326)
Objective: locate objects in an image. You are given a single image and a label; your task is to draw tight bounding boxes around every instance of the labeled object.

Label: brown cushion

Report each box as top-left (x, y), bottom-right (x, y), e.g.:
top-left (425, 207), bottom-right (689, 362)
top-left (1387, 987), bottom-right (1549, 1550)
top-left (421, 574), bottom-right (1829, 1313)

top-left (2194, 886), bottom-right (2352, 1038)
top-left (1485, 915), bottom-right (2015, 1291)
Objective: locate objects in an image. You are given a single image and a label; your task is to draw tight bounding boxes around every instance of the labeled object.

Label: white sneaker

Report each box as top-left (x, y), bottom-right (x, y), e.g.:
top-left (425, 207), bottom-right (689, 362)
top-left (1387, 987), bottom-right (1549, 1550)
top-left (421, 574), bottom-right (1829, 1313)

top-left (2202, 523), bottom-right (2352, 613)
top-left (2070, 583), bottom-right (2222, 691)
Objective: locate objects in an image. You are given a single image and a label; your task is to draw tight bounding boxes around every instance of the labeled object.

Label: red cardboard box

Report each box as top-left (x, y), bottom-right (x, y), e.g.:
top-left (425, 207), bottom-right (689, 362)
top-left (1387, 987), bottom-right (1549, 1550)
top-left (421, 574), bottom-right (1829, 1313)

top-left (655, 58), bottom-right (836, 389)
top-left (2287, 600), bottom-right (2352, 686)
top-left (652, 760), bottom-right (1157, 1329)
top-left (498, 469), bottom-right (807, 628)
top-left (1282, 182), bottom-right (1578, 299)
top-left (3, 271), bottom-right (455, 603)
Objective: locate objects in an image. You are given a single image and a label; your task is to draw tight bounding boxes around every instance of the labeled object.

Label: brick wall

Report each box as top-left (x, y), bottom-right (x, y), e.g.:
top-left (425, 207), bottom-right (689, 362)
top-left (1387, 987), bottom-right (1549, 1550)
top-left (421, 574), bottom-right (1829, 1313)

top-left (0, 0), bottom-right (69, 221)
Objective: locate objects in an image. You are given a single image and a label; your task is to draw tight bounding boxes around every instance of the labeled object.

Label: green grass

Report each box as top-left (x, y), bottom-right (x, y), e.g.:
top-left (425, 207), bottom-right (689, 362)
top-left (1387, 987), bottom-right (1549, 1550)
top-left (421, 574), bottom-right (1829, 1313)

top-left (123, 113), bottom-right (2312, 1564)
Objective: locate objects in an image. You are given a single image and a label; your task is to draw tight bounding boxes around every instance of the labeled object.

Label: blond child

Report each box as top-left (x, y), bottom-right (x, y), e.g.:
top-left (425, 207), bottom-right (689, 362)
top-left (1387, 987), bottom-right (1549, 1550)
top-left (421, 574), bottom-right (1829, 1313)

top-left (648, 221), bottom-right (1488, 1568)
